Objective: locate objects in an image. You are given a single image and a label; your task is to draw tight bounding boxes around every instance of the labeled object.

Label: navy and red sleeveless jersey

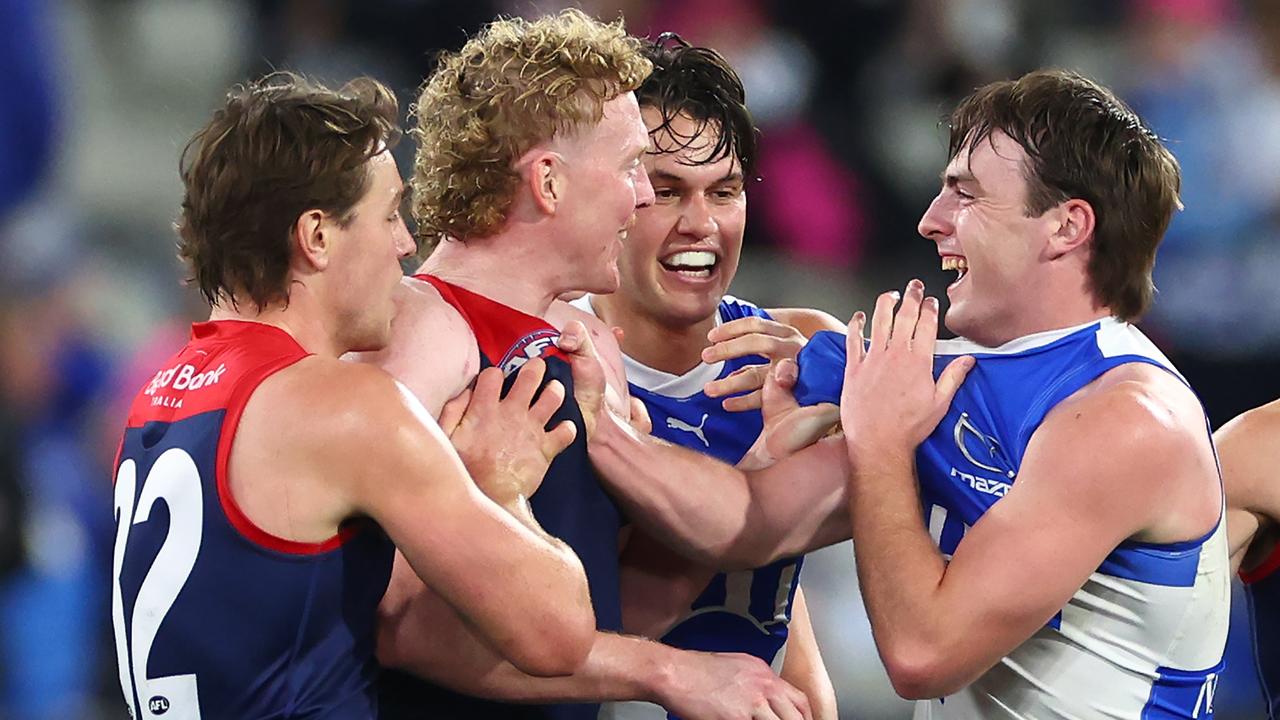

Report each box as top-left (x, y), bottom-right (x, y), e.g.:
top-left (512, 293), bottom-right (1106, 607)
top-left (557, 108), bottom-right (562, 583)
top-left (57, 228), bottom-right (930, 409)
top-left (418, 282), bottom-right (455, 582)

top-left (1235, 543), bottom-right (1280, 717)
top-left (378, 276), bottom-right (623, 720)
top-left (112, 320), bottom-right (394, 720)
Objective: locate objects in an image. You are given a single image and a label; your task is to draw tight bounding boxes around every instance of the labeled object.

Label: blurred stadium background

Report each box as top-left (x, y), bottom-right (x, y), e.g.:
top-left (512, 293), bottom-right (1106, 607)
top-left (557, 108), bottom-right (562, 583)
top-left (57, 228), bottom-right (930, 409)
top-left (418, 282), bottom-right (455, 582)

top-left (1, 0), bottom-right (1277, 717)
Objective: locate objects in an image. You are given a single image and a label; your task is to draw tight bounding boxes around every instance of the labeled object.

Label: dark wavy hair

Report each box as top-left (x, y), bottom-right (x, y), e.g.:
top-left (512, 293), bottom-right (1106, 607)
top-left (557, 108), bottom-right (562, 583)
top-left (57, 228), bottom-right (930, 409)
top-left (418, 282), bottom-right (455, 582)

top-left (177, 71), bottom-right (401, 310)
top-left (636, 33), bottom-right (758, 178)
top-left (949, 69), bottom-right (1181, 321)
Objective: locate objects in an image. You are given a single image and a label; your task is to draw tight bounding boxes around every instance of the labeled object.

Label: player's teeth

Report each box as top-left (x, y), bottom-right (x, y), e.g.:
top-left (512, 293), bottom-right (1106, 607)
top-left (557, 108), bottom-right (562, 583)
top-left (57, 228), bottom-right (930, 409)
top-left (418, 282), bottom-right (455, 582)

top-left (663, 251), bottom-right (716, 268)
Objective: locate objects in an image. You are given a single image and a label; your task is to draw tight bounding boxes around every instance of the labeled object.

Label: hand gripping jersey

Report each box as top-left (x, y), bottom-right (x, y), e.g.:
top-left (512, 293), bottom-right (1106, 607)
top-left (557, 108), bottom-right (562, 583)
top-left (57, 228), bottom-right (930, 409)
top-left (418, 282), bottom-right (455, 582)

top-left (377, 276), bottom-right (623, 720)
top-left (112, 321), bottom-right (394, 720)
top-left (794, 318), bottom-right (1230, 719)
top-left (577, 296), bottom-right (804, 720)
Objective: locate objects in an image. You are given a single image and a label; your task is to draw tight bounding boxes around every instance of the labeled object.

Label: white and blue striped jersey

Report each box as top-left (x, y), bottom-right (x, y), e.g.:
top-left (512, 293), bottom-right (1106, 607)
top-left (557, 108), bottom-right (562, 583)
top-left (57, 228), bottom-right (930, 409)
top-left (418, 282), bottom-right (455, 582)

top-left (794, 318), bottom-right (1230, 719)
top-left (577, 296), bottom-right (804, 720)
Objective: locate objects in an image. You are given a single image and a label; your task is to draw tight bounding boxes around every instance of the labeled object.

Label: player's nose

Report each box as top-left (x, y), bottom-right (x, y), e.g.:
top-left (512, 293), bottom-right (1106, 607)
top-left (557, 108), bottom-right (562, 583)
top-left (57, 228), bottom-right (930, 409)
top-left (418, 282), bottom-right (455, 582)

top-left (634, 164), bottom-right (655, 210)
top-left (918, 192), bottom-right (953, 244)
top-left (676, 194), bottom-right (717, 239)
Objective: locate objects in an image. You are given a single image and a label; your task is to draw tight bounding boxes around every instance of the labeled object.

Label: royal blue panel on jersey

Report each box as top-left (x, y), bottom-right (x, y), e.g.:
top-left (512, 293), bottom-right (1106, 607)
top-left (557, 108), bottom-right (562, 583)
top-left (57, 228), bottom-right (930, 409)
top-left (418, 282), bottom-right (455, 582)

top-left (792, 330), bottom-right (850, 407)
top-left (378, 277), bottom-right (623, 720)
top-left (794, 320), bottom-right (1215, 592)
top-left (628, 297), bottom-right (804, 681)
top-left (1140, 663), bottom-right (1226, 719)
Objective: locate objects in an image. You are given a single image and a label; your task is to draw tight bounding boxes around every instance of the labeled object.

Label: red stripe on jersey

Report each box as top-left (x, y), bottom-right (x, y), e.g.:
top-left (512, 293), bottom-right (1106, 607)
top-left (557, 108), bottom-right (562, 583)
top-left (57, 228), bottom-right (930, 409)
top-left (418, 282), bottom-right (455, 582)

top-left (123, 320), bottom-right (358, 555)
top-left (414, 274), bottom-right (568, 368)
top-left (1241, 538), bottom-right (1280, 585)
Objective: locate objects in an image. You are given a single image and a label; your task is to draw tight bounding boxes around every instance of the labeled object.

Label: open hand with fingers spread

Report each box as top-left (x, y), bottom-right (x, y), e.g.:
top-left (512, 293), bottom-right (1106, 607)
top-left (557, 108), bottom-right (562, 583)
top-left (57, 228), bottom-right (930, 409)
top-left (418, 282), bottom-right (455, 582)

top-left (446, 358), bottom-right (578, 503)
top-left (703, 316), bottom-right (810, 412)
top-left (840, 279), bottom-right (975, 464)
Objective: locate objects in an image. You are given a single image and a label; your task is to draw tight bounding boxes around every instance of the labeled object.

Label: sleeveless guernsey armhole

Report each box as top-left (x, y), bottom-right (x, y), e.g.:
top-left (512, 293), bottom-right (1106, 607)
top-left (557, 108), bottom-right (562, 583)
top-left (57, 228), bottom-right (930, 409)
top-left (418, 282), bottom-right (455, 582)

top-left (214, 354), bottom-right (359, 555)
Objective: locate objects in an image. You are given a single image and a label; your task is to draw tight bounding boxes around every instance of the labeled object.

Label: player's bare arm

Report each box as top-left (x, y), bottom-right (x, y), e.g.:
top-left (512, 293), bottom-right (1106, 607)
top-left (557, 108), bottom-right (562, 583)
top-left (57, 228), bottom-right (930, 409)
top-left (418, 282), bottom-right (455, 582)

top-left (780, 588), bottom-right (838, 720)
top-left (1216, 399), bottom-right (1280, 574)
top-left (377, 569), bottom-right (813, 720)
top-left (618, 528), bottom-right (717, 638)
top-left (839, 280), bottom-right (1221, 698)
top-left (240, 356), bottom-right (595, 677)
top-left (347, 277), bottom-right (478, 417)
top-left (560, 320), bottom-right (850, 569)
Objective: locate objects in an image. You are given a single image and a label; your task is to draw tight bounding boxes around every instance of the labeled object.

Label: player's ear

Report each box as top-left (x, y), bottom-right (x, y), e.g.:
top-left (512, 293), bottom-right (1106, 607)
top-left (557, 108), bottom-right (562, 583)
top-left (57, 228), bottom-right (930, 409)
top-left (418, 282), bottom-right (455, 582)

top-left (518, 147), bottom-right (564, 216)
top-left (1044, 198), bottom-right (1095, 260)
top-left (293, 209), bottom-right (331, 271)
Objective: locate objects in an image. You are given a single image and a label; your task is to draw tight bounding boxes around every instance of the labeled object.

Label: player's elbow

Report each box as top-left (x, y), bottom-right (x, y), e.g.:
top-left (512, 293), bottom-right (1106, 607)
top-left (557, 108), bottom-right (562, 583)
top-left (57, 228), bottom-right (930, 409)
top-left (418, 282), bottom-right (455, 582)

top-left (502, 612), bottom-right (595, 677)
top-left (880, 642), bottom-right (968, 700)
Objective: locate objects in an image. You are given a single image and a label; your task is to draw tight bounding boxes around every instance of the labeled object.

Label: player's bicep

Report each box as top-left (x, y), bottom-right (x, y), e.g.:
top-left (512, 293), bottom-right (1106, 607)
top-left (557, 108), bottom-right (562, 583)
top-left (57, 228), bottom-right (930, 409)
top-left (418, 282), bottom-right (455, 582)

top-left (939, 404), bottom-right (1179, 656)
top-left (348, 381), bottom-right (569, 635)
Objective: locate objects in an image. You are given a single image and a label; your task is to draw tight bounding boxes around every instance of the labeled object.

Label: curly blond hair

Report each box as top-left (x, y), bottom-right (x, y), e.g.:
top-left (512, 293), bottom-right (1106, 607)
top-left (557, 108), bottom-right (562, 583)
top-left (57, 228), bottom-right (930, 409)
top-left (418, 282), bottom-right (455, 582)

top-left (411, 8), bottom-right (651, 246)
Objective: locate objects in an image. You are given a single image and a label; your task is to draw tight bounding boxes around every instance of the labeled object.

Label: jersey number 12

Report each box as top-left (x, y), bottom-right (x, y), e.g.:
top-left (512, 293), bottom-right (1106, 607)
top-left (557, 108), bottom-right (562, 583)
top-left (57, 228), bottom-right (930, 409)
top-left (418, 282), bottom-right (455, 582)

top-left (112, 448), bottom-right (204, 719)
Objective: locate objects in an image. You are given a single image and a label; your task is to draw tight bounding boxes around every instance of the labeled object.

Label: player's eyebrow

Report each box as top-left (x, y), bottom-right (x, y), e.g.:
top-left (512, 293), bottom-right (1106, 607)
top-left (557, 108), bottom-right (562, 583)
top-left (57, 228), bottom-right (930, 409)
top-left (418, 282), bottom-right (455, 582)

top-left (942, 168), bottom-right (980, 189)
top-left (648, 169), bottom-right (744, 185)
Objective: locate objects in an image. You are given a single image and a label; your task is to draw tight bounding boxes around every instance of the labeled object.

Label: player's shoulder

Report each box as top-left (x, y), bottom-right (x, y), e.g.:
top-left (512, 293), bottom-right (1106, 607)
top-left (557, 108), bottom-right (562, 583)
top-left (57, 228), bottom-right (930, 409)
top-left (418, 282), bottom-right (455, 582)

top-left (1043, 363), bottom-right (1207, 471)
top-left (549, 297), bottom-right (624, 363)
top-left (1217, 398), bottom-right (1280, 450)
top-left (1216, 399), bottom-right (1280, 492)
top-left (346, 276), bottom-right (478, 414)
top-left (260, 355), bottom-right (405, 426)
top-left (1062, 364), bottom-right (1199, 439)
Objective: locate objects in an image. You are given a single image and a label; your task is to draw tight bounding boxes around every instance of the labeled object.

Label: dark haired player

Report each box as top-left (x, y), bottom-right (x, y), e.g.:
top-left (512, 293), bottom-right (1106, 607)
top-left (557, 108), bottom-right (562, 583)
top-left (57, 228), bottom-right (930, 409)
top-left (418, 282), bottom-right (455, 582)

top-left (569, 68), bottom-right (1229, 717)
top-left (569, 34), bottom-right (840, 720)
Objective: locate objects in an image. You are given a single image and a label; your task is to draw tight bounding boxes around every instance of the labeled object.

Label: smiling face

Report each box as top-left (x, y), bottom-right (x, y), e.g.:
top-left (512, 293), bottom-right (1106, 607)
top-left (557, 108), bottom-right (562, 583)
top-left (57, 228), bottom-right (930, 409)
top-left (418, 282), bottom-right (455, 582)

top-left (612, 107), bottom-right (746, 329)
top-left (552, 92), bottom-right (655, 295)
top-left (918, 131), bottom-right (1061, 346)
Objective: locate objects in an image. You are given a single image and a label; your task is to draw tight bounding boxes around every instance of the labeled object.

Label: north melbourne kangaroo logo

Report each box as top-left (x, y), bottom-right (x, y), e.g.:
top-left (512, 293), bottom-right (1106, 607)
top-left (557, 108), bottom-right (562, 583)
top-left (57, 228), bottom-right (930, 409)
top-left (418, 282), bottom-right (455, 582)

top-left (953, 412), bottom-right (1014, 479)
top-left (667, 413), bottom-right (710, 447)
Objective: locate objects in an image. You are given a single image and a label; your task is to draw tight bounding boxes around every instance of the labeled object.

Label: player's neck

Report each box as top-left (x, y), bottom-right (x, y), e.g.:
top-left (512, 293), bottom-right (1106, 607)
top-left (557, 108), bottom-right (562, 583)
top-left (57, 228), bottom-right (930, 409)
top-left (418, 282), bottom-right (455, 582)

top-left (419, 236), bottom-right (561, 318)
top-left (208, 292), bottom-right (344, 358)
top-left (967, 300), bottom-right (1112, 348)
top-left (591, 294), bottom-right (716, 375)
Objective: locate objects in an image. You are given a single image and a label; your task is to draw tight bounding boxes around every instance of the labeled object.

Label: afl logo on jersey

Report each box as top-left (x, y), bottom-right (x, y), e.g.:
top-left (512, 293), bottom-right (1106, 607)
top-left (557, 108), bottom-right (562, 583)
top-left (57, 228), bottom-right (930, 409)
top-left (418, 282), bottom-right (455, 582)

top-left (148, 696), bottom-right (170, 714)
top-left (499, 329), bottom-right (560, 376)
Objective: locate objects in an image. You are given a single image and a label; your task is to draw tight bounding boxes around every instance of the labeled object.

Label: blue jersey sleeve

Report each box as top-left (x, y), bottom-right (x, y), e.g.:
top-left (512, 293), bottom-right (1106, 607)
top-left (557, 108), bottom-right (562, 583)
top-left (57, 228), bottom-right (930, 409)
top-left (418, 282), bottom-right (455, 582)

top-left (793, 330), bottom-right (848, 407)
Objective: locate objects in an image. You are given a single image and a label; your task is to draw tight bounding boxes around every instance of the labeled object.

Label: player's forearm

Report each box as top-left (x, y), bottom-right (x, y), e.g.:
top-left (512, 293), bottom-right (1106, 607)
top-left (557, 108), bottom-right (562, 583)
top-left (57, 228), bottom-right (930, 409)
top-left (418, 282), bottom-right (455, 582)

top-left (473, 632), bottom-right (682, 704)
top-left (847, 448), bottom-right (958, 699)
top-left (588, 411), bottom-right (755, 565)
top-left (384, 605), bottom-right (677, 705)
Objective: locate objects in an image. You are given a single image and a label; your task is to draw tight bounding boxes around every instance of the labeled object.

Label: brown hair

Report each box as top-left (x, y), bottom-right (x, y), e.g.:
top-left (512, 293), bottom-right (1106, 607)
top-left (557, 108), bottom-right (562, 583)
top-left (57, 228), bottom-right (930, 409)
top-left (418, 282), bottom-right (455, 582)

top-left (177, 71), bottom-right (401, 309)
top-left (410, 8), bottom-right (651, 247)
top-left (948, 69), bottom-right (1182, 321)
